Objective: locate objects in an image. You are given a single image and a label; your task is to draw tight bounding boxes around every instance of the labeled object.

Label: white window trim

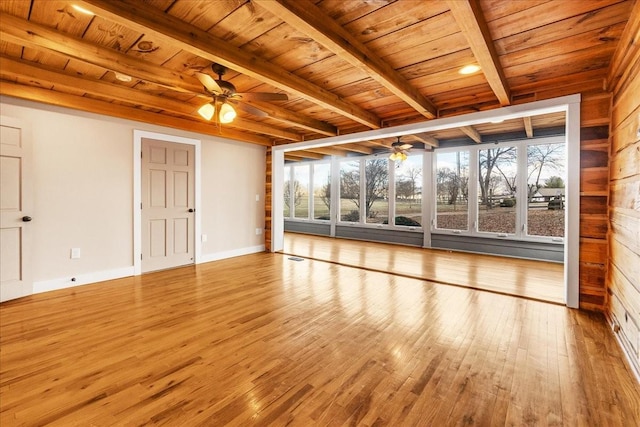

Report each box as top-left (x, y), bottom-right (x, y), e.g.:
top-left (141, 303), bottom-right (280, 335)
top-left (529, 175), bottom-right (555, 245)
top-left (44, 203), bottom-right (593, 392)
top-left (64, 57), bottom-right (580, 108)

top-left (431, 135), bottom-right (566, 244)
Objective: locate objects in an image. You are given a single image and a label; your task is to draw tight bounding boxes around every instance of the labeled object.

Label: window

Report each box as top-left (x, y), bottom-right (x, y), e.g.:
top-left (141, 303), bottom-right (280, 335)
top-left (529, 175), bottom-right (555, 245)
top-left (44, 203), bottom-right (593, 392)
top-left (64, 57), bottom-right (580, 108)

top-left (365, 158), bottom-right (389, 224)
top-left (339, 160), bottom-right (360, 222)
top-left (478, 146), bottom-right (517, 235)
top-left (435, 151), bottom-right (469, 231)
top-left (432, 136), bottom-right (566, 242)
top-left (293, 165), bottom-right (310, 219)
top-left (395, 155), bottom-right (423, 227)
top-left (313, 163), bottom-right (331, 220)
top-left (526, 143), bottom-right (565, 238)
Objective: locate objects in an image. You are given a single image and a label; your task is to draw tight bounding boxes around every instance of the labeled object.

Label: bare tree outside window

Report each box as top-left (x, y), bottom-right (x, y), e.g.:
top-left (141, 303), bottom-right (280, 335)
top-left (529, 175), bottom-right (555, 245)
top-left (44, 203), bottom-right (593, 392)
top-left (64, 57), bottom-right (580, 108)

top-left (291, 165), bottom-right (310, 218)
top-left (283, 179), bottom-right (303, 213)
top-left (527, 143), bottom-right (565, 237)
top-left (312, 163), bottom-right (331, 220)
top-left (339, 161), bottom-right (360, 222)
top-left (365, 159), bottom-right (389, 223)
top-left (478, 147), bottom-right (517, 234)
top-left (435, 151), bottom-right (469, 231)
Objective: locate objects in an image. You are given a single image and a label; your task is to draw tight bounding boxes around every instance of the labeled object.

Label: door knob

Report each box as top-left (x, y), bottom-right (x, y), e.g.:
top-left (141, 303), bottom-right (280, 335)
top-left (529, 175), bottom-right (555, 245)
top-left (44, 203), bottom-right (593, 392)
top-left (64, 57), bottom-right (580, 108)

top-left (188, 209), bottom-right (195, 213)
top-left (22, 216), bottom-right (32, 222)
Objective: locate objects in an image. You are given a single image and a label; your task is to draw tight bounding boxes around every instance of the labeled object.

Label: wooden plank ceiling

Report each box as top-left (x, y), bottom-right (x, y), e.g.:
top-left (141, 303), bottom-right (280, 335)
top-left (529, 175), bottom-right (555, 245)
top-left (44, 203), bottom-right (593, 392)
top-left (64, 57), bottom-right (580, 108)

top-left (0, 0), bottom-right (632, 158)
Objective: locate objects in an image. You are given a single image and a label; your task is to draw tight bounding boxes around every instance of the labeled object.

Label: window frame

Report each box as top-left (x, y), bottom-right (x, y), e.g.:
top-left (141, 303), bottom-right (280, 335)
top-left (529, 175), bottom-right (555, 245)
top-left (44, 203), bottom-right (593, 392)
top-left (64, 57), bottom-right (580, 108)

top-left (431, 135), bottom-right (565, 244)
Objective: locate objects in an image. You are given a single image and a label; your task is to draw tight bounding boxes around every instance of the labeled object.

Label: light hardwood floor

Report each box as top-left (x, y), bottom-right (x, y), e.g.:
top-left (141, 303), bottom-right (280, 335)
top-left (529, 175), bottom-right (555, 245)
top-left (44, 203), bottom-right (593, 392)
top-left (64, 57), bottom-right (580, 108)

top-left (1, 252), bottom-right (638, 426)
top-left (283, 232), bottom-right (565, 304)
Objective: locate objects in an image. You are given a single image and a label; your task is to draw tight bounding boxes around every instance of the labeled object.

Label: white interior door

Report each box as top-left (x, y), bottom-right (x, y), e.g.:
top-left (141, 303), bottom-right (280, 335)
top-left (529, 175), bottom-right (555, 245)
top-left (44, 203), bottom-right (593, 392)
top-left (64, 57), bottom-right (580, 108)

top-left (0, 117), bottom-right (32, 302)
top-left (141, 138), bottom-right (195, 273)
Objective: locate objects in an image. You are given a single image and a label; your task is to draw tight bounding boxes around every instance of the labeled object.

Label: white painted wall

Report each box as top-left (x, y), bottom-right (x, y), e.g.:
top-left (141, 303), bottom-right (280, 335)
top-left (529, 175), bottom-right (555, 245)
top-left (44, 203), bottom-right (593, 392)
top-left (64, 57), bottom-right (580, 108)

top-left (0, 96), bottom-right (265, 292)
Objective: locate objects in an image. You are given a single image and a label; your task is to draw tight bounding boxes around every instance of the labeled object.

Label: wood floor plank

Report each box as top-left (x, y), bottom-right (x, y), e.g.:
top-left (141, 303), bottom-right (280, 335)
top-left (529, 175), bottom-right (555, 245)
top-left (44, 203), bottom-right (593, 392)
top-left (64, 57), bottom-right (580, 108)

top-left (1, 252), bottom-right (638, 425)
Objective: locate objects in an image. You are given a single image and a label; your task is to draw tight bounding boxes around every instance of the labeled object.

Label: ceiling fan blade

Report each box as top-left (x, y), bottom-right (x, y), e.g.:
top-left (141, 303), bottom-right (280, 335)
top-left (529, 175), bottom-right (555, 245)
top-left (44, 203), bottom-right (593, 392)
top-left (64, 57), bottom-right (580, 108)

top-left (400, 144), bottom-right (413, 150)
top-left (229, 100), bottom-right (269, 117)
top-left (195, 72), bottom-right (222, 94)
top-left (238, 92), bottom-right (288, 102)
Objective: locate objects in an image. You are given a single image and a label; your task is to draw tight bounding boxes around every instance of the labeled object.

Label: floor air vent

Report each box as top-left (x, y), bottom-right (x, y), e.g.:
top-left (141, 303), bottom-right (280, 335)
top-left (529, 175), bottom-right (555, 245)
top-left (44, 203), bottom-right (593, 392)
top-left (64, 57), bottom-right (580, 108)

top-left (288, 257), bottom-right (305, 262)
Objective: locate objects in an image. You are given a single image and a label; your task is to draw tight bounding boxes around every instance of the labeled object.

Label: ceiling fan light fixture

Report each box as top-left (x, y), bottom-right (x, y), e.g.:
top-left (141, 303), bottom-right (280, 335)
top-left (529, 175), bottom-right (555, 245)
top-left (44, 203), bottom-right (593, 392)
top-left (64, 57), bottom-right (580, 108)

top-left (389, 151), bottom-right (407, 162)
top-left (198, 103), bottom-right (215, 121)
top-left (219, 102), bottom-right (237, 123)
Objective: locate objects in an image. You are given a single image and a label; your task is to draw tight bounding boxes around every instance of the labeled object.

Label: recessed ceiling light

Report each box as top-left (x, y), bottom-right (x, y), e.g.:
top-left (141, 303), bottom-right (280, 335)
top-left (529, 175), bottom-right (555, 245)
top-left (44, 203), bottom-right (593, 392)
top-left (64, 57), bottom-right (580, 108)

top-left (114, 72), bottom-right (132, 82)
top-left (71, 4), bottom-right (94, 15)
top-left (459, 64), bottom-right (481, 75)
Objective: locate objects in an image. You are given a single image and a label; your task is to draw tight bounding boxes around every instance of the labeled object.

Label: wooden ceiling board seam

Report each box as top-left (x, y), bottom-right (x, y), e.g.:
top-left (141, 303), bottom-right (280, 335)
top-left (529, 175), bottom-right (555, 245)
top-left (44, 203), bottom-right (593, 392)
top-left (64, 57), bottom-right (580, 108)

top-left (0, 0), bottom-right (31, 17)
top-left (504, 46), bottom-right (616, 84)
top-left (493, 1), bottom-right (633, 56)
top-left (487, 0), bottom-right (627, 40)
top-left (341, 2), bottom-right (450, 45)
top-left (203, 1), bottom-right (284, 48)
top-left (498, 22), bottom-right (627, 69)
top-left (479, 0), bottom-right (553, 23)
top-left (28, 0), bottom-right (94, 37)
top-left (316, 0), bottom-right (391, 26)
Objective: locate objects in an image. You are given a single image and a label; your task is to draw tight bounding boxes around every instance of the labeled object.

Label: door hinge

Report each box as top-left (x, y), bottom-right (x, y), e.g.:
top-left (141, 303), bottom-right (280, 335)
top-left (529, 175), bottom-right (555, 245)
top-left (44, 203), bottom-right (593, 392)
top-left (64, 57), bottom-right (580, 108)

top-left (141, 253), bottom-right (143, 260)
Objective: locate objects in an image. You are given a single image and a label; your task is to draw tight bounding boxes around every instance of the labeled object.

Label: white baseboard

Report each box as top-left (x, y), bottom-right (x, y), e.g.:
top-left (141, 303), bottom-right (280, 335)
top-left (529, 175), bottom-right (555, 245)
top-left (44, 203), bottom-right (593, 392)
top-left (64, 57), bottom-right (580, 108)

top-left (31, 246), bottom-right (265, 294)
top-left (33, 266), bottom-right (135, 294)
top-left (199, 245), bottom-right (265, 264)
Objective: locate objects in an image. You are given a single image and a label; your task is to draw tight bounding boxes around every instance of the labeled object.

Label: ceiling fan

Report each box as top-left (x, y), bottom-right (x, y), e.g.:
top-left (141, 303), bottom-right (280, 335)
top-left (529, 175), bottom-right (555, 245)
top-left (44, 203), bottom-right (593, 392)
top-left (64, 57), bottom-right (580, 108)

top-left (389, 136), bottom-right (413, 161)
top-left (194, 63), bottom-right (288, 123)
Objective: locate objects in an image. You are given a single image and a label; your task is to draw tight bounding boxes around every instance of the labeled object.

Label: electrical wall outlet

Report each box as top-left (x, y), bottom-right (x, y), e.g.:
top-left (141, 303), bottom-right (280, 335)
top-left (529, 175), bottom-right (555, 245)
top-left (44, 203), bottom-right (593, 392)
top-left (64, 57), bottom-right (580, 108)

top-left (255, 194), bottom-right (260, 202)
top-left (71, 248), bottom-right (81, 259)
top-left (255, 228), bottom-right (263, 235)
top-left (201, 234), bottom-right (208, 242)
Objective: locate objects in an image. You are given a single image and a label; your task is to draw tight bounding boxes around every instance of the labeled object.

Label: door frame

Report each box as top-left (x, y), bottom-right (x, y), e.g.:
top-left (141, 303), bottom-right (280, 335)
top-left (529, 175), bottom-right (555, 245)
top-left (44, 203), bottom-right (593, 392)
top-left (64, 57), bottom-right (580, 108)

top-left (133, 130), bottom-right (201, 275)
top-left (272, 94), bottom-right (581, 308)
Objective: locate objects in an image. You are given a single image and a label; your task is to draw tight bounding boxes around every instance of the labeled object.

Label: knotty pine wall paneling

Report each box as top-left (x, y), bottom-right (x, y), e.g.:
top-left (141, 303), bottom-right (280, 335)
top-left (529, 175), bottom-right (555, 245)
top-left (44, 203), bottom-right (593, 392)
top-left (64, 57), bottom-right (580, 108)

top-left (606, 9), bottom-right (640, 375)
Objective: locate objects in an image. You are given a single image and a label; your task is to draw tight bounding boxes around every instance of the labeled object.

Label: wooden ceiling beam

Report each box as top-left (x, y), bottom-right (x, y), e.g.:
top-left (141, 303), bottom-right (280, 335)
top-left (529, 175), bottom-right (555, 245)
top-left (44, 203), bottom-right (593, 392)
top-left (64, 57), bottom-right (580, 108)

top-left (460, 126), bottom-right (483, 143)
top-left (0, 81), bottom-right (272, 146)
top-left (447, 0), bottom-right (511, 106)
top-left (246, 101), bottom-right (337, 136)
top-left (291, 151), bottom-right (326, 160)
top-left (523, 116), bottom-right (534, 138)
top-left (254, 0), bottom-right (437, 119)
top-left (0, 55), bottom-right (301, 141)
top-left (339, 143), bottom-right (374, 155)
top-left (408, 132), bottom-right (440, 148)
top-left (305, 147), bottom-right (348, 157)
top-left (79, 0), bottom-right (382, 129)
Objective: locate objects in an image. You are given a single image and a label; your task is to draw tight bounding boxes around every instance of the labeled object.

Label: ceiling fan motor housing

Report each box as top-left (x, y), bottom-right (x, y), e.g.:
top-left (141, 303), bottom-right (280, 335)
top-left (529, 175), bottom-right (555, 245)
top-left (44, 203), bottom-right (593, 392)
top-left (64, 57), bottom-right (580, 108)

top-left (216, 79), bottom-right (237, 97)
